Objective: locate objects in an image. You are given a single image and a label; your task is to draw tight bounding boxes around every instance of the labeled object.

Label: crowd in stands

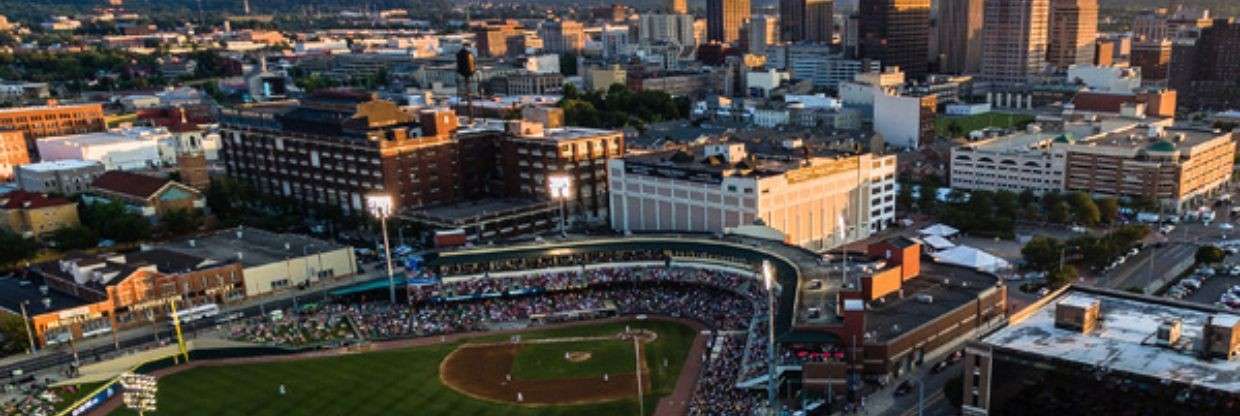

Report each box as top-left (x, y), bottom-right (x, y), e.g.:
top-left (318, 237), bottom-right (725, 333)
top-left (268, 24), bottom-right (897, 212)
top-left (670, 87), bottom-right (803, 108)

top-left (689, 335), bottom-right (763, 415)
top-left (227, 266), bottom-right (769, 415)
top-left (226, 305), bottom-right (354, 345)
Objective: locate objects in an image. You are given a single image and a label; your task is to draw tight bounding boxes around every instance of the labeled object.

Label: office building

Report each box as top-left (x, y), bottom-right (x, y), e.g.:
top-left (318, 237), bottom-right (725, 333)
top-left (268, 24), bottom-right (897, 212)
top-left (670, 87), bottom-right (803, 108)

top-left (474, 20), bottom-right (522, 58)
top-left (1131, 41), bottom-right (1172, 82)
top-left (707, 0), bottom-right (750, 44)
top-left (1047, 0), bottom-right (1098, 70)
top-left (744, 14), bottom-right (779, 55)
top-left (1169, 19), bottom-right (1240, 111)
top-left (639, 13), bottom-right (698, 48)
top-left (780, 0), bottom-right (833, 43)
top-left (981, 0), bottom-right (1050, 89)
top-left (937, 0), bottom-right (985, 74)
top-left (540, 19), bottom-right (586, 54)
top-left (782, 43), bottom-right (882, 88)
top-left (608, 141), bottom-right (897, 248)
top-left (14, 160), bottom-right (105, 195)
top-left (0, 102), bottom-right (105, 159)
top-left (962, 286), bottom-right (1239, 415)
top-left (0, 130), bottom-right (29, 181)
top-left (858, 0), bottom-right (932, 78)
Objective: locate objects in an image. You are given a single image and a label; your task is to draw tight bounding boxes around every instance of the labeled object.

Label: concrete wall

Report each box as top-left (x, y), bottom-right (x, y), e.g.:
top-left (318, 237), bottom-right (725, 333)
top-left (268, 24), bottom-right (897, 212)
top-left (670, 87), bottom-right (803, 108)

top-left (242, 247), bottom-right (357, 295)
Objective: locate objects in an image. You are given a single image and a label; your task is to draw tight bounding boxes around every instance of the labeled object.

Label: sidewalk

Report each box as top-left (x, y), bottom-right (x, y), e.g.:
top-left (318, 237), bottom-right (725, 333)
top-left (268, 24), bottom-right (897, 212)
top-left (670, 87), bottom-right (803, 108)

top-left (0, 261), bottom-right (391, 372)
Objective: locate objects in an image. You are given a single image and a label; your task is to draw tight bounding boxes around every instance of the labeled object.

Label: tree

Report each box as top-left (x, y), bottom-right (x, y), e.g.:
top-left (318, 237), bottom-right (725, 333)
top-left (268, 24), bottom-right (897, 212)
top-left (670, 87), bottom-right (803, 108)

top-left (947, 121), bottom-right (965, 139)
top-left (0, 313), bottom-right (31, 355)
top-left (1069, 192), bottom-right (1100, 226)
top-left (1047, 265), bottom-right (1079, 288)
top-left (0, 230), bottom-right (38, 267)
top-left (897, 184), bottom-right (915, 213)
top-left (995, 190), bottom-right (1019, 219)
top-left (48, 226), bottom-right (99, 250)
top-left (1022, 236), bottom-right (1064, 271)
top-left (1049, 201), bottom-right (1072, 223)
top-left (80, 201), bottom-right (151, 243)
top-left (1097, 197), bottom-right (1120, 224)
top-left (1196, 245), bottom-right (1226, 264)
top-left (160, 208), bottom-right (203, 236)
top-left (919, 184), bottom-right (939, 213)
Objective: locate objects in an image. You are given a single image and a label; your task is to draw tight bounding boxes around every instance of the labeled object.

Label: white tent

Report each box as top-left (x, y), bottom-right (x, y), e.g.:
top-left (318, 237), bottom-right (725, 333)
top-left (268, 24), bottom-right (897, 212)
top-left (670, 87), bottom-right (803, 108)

top-left (919, 223), bottom-right (960, 238)
top-left (931, 245), bottom-right (1011, 273)
top-left (921, 235), bottom-right (956, 251)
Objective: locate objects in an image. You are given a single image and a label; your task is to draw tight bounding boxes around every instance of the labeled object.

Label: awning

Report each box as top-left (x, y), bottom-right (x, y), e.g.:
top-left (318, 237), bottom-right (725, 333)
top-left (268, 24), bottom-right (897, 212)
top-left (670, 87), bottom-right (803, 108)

top-left (921, 235), bottom-right (956, 250)
top-left (931, 245), bottom-right (1010, 273)
top-left (919, 223), bottom-right (960, 238)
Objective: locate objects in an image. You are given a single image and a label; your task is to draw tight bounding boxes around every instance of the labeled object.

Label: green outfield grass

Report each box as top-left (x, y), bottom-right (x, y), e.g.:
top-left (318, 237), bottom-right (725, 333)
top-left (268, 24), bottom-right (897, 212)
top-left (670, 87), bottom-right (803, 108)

top-left (936, 112), bottom-right (1035, 138)
top-left (108, 319), bottom-right (696, 416)
top-left (511, 340), bottom-right (636, 381)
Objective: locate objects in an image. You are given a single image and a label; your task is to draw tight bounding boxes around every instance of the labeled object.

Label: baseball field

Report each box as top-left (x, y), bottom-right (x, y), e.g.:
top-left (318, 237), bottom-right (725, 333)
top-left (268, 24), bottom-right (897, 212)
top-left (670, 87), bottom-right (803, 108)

top-left (107, 319), bottom-right (698, 416)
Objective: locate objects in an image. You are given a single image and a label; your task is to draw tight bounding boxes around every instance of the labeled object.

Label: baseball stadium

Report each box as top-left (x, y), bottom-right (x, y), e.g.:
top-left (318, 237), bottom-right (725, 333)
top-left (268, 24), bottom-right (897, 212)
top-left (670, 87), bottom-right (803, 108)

top-left (52, 234), bottom-right (1005, 416)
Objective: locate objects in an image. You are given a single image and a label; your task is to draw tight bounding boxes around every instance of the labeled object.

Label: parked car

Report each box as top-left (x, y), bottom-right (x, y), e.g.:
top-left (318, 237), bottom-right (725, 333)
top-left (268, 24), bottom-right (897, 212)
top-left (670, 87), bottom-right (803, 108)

top-left (894, 381), bottom-right (913, 397)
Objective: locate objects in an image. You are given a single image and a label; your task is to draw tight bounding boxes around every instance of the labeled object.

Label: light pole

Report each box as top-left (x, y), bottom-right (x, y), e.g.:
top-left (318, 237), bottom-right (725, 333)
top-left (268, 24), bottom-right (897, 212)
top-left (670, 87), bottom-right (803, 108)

top-left (119, 372), bottom-right (158, 416)
top-left (763, 260), bottom-right (778, 416)
top-left (18, 300), bottom-right (35, 354)
top-left (548, 174), bottom-right (572, 237)
top-left (367, 194), bottom-right (398, 305)
top-left (632, 331), bottom-right (644, 416)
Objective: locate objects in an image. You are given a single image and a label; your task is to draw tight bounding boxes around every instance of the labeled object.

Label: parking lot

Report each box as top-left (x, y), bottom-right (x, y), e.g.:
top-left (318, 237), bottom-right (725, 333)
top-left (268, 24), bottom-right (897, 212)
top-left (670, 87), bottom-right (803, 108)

top-left (1165, 249), bottom-right (1240, 312)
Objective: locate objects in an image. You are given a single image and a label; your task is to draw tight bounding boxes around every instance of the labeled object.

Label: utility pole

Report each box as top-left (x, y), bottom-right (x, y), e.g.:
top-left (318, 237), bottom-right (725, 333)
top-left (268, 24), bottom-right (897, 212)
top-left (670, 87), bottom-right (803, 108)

top-left (19, 301), bottom-right (35, 354)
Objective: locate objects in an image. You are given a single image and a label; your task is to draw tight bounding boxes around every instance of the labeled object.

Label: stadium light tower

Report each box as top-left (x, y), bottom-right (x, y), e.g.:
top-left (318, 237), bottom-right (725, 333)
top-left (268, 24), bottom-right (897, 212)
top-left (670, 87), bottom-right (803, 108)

top-left (763, 260), bottom-right (778, 416)
top-left (367, 193), bottom-right (398, 304)
top-left (119, 372), bottom-right (158, 416)
top-left (548, 174), bottom-right (572, 237)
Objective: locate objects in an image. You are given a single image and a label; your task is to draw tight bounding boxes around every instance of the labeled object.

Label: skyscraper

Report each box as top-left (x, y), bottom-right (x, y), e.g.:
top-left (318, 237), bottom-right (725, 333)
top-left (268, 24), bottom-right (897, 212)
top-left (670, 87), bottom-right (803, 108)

top-left (937, 0), bottom-right (984, 74)
top-left (707, 0), bottom-right (751, 44)
top-left (858, 0), bottom-right (932, 78)
top-left (1047, 0), bottom-right (1098, 69)
top-left (540, 19), bottom-right (586, 54)
top-left (806, 0), bottom-right (834, 43)
top-left (745, 14), bottom-right (780, 54)
top-left (780, 0), bottom-right (833, 43)
top-left (981, 0), bottom-right (1050, 88)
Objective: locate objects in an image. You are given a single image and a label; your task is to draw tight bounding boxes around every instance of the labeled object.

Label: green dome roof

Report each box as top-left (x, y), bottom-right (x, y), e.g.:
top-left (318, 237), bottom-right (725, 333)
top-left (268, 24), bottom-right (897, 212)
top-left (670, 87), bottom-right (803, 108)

top-left (1053, 133), bottom-right (1075, 143)
top-left (1147, 140), bottom-right (1176, 152)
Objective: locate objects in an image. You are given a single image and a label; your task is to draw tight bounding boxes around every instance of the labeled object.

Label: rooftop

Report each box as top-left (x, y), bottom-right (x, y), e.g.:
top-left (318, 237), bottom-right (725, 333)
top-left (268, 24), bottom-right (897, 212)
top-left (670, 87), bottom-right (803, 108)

top-left (90, 171), bottom-right (174, 199)
top-left (38, 127), bottom-right (170, 147)
top-left (982, 288), bottom-right (1240, 394)
top-left (0, 276), bottom-right (87, 316)
top-left (0, 102), bottom-right (101, 114)
top-left (17, 159), bottom-right (104, 172)
top-left (158, 227), bottom-right (349, 268)
top-left (0, 191), bottom-right (74, 210)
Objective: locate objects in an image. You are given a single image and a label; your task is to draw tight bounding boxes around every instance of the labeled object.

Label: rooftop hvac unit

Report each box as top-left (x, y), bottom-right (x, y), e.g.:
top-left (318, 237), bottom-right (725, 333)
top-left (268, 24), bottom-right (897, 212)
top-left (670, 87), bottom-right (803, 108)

top-left (1156, 319), bottom-right (1182, 347)
top-left (915, 294), bottom-right (934, 304)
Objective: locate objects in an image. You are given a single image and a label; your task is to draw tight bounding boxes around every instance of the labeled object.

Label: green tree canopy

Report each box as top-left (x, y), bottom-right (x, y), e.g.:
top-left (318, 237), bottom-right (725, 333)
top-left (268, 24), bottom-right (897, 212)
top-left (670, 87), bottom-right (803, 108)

top-left (1196, 245), bottom-right (1226, 264)
top-left (0, 230), bottom-right (38, 267)
top-left (48, 226), bottom-right (99, 251)
top-left (1022, 236), bottom-right (1064, 271)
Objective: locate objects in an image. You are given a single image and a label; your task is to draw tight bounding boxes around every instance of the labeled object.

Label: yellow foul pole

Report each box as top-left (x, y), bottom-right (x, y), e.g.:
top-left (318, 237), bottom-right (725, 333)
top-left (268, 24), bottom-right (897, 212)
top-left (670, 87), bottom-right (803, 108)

top-left (169, 299), bottom-right (190, 364)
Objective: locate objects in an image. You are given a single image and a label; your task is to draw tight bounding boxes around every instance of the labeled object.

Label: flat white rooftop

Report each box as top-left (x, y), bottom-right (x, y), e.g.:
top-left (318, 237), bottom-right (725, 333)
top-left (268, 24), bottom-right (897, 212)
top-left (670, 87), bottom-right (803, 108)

top-left (18, 159), bottom-right (104, 172)
top-left (983, 289), bottom-right (1240, 393)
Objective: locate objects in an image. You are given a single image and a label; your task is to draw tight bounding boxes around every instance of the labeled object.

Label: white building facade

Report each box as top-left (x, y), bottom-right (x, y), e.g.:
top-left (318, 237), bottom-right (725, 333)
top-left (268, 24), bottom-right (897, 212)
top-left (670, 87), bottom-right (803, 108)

top-left (608, 143), bottom-right (896, 249)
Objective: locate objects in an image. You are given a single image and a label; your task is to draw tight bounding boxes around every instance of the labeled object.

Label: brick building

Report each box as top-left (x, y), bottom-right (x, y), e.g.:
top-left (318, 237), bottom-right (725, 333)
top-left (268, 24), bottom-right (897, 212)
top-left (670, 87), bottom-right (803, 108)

top-left (0, 102), bottom-right (105, 159)
top-left (0, 130), bottom-right (29, 181)
top-left (86, 171), bottom-right (206, 221)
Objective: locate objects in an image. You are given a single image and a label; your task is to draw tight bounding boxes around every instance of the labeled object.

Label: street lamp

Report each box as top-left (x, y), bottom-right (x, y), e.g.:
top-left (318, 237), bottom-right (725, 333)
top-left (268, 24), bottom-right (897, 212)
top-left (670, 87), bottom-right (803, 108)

top-left (548, 174), bottom-right (573, 237)
top-left (119, 372), bottom-right (158, 416)
top-left (18, 300), bottom-right (36, 354)
top-left (762, 260), bottom-right (778, 416)
top-left (366, 194), bottom-right (398, 305)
